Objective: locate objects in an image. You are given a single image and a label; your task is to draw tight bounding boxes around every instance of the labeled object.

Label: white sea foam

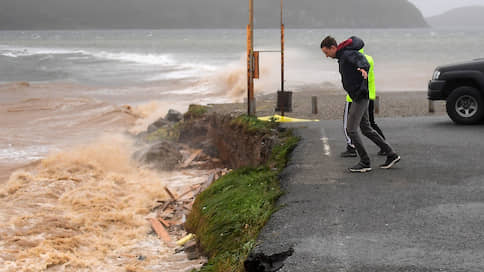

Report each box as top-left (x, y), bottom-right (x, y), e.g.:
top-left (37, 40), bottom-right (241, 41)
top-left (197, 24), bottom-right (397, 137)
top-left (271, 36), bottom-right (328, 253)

top-left (0, 46), bottom-right (81, 57)
top-left (0, 45), bottom-right (176, 65)
top-left (162, 84), bottom-right (211, 95)
top-left (0, 45), bottom-right (219, 83)
top-left (0, 52), bottom-right (19, 58)
top-left (88, 50), bottom-right (176, 65)
top-left (0, 145), bottom-right (55, 162)
top-left (0, 45), bottom-right (217, 71)
top-left (146, 69), bottom-right (204, 81)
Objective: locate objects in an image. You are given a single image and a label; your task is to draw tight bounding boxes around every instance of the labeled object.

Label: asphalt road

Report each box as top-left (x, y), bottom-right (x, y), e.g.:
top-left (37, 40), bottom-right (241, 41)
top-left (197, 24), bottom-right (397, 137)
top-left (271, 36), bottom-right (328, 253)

top-left (252, 116), bottom-right (484, 272)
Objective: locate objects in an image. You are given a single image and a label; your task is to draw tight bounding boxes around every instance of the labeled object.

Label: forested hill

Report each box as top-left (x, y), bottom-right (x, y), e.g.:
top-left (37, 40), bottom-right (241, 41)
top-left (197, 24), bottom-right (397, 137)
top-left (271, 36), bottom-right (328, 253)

top-left (426, 6), bottom-right (484, 28)
top-left (0, 0), bottom-right (427, 30)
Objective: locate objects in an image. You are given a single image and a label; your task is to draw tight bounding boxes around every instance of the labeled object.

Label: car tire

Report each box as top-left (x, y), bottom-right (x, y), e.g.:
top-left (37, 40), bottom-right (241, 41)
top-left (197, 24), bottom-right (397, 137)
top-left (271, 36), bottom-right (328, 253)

top-left (446, 86), bottom-right (484, 125)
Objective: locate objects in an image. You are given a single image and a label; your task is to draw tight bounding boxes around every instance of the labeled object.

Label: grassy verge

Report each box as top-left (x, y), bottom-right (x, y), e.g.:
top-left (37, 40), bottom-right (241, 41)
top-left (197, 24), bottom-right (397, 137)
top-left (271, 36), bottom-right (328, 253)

top-left (184, 104), bottom-right (210, 120)
top-left (185, 116), bottom-right (299, 272)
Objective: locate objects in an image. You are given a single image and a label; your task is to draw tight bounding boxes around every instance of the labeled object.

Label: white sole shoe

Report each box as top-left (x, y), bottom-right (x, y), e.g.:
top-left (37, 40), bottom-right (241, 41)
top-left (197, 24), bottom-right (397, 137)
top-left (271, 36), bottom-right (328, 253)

top-left (380, 155), bottom-right (401, 169)
top-left (349, 167), bottom-right (372, 173)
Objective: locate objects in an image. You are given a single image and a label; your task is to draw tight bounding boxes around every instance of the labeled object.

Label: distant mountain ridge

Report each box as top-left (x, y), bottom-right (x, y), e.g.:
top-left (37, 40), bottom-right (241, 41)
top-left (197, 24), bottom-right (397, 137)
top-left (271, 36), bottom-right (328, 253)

top-left (427, 6), bottom-right (484, 27)
top-left (0, 0), bottom-right (427, 30)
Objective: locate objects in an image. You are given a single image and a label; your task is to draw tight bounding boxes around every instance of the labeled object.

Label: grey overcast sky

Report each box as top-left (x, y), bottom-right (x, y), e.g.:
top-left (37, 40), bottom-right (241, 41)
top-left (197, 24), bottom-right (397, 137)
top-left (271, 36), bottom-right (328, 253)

top-left (408, 0), bottom-right (484, 16)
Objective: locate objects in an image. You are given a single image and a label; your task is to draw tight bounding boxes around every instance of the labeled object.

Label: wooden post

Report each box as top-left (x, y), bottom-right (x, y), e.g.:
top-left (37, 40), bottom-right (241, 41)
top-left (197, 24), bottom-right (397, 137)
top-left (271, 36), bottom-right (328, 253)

top-left (374, 96), bottom-right (380, 114)
top-left (280, 0), bottom-right (285, 117)
top-left (312, 96), bottom-right (318, 114)
top-left (247, 0), bottom-right (255, 116)
top-left (429, 100), bottom-right (435, 113)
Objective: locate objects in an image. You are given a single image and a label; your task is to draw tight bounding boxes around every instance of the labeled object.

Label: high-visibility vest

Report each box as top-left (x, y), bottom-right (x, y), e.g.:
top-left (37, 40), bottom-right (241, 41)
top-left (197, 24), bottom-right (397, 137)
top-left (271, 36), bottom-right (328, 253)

top-left (346, 49), bottom-right (375, 102)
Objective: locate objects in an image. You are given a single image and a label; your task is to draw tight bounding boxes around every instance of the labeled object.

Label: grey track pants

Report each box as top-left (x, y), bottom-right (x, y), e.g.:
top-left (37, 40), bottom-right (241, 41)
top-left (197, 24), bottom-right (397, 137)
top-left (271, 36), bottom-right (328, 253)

top-left (346, 98), bottom-right (394, 165)
top-left (344, 100), bottom-right (386, 147)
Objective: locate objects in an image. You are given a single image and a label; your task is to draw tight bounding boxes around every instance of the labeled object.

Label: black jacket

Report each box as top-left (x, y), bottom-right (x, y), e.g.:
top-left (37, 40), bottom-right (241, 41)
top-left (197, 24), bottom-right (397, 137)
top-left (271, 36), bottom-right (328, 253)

top-left (335, 36), bottom-right (370, 101)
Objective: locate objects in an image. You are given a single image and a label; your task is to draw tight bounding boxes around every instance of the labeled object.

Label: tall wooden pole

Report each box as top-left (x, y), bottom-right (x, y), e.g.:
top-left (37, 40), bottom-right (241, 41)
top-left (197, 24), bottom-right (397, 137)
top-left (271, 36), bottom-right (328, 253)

top-left (281, 0), bottom-right (284, 93)
top-left (280, 0), bottom-right (285, 116)
top-left (247, 0), bottom-right (255, 116)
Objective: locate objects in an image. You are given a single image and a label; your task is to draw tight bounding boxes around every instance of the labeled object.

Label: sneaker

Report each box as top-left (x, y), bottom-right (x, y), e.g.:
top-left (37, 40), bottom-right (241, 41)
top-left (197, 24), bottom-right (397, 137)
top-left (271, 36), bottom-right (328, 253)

top-left (349, 162), bottom-right (372, 173)
top-left (377, 149), bottom-right (389, 156)
top-left (380, 154), bottom-right (401, 169)
top-left (340, 146), bottom-right (357, 158)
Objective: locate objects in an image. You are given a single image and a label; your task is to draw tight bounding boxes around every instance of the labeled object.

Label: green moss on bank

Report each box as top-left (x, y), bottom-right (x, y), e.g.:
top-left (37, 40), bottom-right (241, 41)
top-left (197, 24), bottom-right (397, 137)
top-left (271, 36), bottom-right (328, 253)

top-left (230, 115), bottom-right (278, 134)
top-left (185, 115), bottom-right (299, 272)
top-left (145, 124), bottom-right (181, 142)
top-left (184, 104), bottom-right (209, 120)
top-left (269, 129), bottom-right (300, 170)
top-left (186, 167), bottom-right (282, 271)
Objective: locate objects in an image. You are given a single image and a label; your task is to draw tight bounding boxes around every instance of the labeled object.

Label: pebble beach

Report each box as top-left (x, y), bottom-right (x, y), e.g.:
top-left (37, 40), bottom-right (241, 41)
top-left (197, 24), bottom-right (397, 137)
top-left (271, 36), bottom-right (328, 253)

top-left (211, 88), bottom-right (447, 121)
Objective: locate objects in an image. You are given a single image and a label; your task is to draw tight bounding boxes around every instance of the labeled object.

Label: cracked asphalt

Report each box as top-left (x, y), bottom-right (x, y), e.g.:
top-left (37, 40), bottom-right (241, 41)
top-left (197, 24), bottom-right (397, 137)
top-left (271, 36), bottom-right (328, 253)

top-left (253, 116), bottom-right (484, 272)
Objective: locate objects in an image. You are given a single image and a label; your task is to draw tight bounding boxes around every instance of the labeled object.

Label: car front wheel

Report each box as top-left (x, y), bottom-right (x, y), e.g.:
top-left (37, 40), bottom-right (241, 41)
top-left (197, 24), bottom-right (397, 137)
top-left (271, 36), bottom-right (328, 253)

top-left (446, 86), bottom-right (484, 125)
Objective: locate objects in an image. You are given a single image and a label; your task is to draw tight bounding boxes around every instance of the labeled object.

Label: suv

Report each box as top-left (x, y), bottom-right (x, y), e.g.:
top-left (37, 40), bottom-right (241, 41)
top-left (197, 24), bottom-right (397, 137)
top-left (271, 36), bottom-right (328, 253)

top-left (428, 59), bottom-right (484, 124)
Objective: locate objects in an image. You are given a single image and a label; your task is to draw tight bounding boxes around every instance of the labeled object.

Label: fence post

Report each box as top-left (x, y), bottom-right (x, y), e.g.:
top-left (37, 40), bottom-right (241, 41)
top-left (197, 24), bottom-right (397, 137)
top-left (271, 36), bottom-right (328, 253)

top-left (374, 96), bottom-right (380, 114)
top-left (429, 100), bottom-right (435, 113)
top-left (312, 96), bottom-right (318, 114)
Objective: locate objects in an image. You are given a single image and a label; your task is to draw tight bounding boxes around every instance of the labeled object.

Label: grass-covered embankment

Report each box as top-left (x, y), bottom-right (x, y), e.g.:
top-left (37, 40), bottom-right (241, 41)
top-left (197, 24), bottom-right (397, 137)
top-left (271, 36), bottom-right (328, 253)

top-left (185, 115), bottom-right (299, 272)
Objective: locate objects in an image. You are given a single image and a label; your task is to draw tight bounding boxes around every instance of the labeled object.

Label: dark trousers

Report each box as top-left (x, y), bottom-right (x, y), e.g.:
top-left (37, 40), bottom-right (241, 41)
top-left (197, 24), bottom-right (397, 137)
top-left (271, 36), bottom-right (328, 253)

top-left (368, 100), bottom-right (385, 139)
top-left (346, 98), bottom-right (394, 165)
top-left (343, 100), bottom-right (385, 147)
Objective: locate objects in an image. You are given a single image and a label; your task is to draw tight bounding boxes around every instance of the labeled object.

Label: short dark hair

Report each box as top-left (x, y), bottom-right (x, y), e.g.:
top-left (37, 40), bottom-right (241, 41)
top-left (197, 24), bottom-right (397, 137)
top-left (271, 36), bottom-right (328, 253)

top-left (320, 36), bottom-right (337, 49)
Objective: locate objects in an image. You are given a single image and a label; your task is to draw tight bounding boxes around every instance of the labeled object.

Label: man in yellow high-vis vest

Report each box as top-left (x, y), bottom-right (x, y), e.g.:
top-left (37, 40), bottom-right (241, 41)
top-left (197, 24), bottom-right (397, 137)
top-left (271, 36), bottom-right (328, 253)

top-left (341, 49), bottom-right (386, 158)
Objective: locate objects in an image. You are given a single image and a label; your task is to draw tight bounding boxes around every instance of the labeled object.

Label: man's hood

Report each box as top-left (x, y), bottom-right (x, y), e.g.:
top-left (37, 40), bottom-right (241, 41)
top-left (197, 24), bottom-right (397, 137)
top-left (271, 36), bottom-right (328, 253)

top-left (336, 36), bottom-right (365, 58)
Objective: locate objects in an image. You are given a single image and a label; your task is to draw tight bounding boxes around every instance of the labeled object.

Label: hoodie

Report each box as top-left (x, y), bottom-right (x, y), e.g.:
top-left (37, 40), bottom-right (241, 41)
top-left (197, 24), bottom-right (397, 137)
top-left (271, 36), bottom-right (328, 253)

top-left (335, 36), bottom-right (370, 101)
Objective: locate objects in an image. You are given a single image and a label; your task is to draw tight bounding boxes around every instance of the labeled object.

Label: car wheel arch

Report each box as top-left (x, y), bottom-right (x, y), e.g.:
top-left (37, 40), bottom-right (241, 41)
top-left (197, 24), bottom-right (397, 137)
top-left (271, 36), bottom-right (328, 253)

top-left (442, 78), bottom-right (481, 98)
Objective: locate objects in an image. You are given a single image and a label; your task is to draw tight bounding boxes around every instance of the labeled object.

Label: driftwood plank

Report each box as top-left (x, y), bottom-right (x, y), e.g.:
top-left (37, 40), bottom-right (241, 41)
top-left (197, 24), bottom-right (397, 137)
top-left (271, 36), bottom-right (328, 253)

top-left (158, 217), bottom-right (172, 228)
top-left (164, 186), bottom-right (178, 201)
top-left (149, 218), bottom-right (172, 244)
top-left (181, 149), bottom-right (203, 168)
top-left (178, 184), bottom-right (201, 199)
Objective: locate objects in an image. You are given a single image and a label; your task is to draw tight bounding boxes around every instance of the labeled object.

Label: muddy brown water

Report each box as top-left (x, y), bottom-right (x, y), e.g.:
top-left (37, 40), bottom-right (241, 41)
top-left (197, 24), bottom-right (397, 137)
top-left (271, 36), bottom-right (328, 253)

top-left (0, 82), bottom-right (208, 271)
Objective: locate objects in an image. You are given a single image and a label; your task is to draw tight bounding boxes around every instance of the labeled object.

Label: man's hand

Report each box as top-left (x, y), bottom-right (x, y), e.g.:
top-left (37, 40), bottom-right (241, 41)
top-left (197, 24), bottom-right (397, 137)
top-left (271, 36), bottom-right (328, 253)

top-left (357, 68), bottom-right (368, 79)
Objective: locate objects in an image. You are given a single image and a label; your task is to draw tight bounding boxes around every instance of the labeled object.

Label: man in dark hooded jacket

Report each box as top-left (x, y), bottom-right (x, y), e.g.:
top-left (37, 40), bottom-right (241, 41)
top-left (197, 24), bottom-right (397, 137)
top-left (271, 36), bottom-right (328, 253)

top-left (321, 36), bottom-right (400, 172)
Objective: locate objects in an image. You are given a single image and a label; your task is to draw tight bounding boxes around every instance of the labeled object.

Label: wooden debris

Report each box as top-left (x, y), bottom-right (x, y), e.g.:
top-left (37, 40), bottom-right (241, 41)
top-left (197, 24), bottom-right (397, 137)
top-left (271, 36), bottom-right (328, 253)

top-left (165, 219), bottom-right (181, 226)
top-left (158, 218), bottom-right (172, 228)
top-left (148, 164), bottom-right (232, 262)
top-left (164, 186), bottom-right (178, 201)
top-left (181, 170), bottom-right (198, 177)
top-left (162, 201), bottom-right (172, 211)
top-left (178, 184), bottom-right (201, 199)
top-left (151, 203), bottom-right (164, 211)
top-left (183, 204), bottom-right (192, 211)
top-left (148, 218), bottom-right (172, 244)
top-left (181, 149), bottom-right (203, 168)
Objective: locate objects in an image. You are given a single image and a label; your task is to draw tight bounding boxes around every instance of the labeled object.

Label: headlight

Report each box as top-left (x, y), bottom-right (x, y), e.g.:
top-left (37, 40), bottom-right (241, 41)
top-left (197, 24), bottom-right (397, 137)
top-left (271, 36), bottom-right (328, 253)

top-left (433, 70), bottom-right (441, 80)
